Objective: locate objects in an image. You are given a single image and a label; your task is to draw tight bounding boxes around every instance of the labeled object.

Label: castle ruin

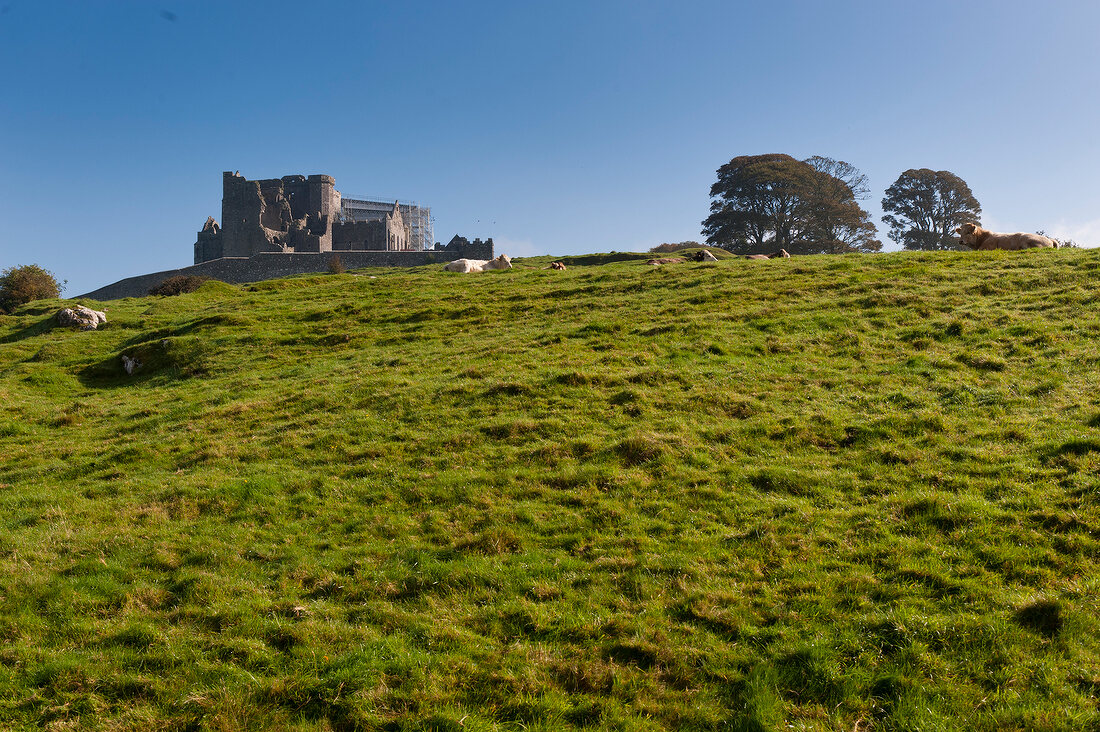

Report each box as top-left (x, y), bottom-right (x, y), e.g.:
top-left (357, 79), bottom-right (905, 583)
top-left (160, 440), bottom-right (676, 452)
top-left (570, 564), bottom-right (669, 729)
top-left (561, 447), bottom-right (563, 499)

top-left (79, 171), bottom-right (494, 300)
top-left (195, 172), bottom-right (424, 263)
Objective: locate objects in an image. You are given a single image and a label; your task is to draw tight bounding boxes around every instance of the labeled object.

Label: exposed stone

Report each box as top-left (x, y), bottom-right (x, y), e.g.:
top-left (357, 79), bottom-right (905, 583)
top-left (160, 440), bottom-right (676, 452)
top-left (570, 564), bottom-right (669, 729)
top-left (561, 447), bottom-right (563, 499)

top-left (122, 355), bottom-right (142, 375)
top-left (57, 305), bottom-right (107, 330)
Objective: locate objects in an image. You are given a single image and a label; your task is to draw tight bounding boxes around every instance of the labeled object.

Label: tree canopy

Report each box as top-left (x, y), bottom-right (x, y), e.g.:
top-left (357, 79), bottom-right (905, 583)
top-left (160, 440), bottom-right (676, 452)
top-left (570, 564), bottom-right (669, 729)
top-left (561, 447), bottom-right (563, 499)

top-left (702, 154), bottom-right (881, 255)
top-left (0, 264), bottom-right (62, 313)
top-left (881, 169), bottom-right (982, 251)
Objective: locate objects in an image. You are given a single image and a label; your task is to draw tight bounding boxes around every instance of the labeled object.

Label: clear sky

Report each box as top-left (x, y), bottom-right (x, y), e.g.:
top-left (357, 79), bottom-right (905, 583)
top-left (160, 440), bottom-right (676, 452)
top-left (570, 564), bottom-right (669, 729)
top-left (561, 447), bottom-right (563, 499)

top-left (2, 1), bottom-right (1098, 295)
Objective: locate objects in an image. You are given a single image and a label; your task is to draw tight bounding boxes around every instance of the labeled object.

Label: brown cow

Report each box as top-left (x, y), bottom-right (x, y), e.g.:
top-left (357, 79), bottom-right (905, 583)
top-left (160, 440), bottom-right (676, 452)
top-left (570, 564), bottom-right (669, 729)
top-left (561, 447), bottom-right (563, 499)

top-left (955, 222), bottom-right (1057, 250)
top-left (549, 261), bottom-right (567, 270)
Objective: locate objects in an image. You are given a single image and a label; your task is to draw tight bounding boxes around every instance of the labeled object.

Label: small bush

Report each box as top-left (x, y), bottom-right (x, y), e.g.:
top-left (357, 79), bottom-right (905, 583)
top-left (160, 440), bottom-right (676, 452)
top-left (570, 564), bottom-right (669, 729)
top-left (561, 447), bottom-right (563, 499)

top-left (149, 275), bottom-right (211, 296)
top-left (328, 254), bottom-right (345, 274)
top-left (0, 264), bottom-right (61, 313)
top-left (650, 241), bottom-right (703, 253)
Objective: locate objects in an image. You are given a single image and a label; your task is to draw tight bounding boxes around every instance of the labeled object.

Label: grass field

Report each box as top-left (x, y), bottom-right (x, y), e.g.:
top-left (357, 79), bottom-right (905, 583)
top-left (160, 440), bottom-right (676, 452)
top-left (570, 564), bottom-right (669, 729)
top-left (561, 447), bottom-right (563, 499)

top-left (1, 248), bottom-right (1099, 730)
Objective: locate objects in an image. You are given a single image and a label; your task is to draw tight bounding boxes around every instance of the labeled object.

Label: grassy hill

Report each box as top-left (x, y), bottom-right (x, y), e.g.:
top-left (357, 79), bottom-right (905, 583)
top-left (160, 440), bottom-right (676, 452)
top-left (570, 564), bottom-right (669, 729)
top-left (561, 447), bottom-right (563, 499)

top-left (1, 249), bottom-right (1099, 730)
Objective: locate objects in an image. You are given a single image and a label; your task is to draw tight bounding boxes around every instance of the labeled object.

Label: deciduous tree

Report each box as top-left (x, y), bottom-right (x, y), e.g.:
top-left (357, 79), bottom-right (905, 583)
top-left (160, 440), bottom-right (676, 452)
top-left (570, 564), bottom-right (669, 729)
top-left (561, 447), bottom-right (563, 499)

top-left (702, 154), bottom-right (880, 254)
top-left (881, 169), bottom-right (981, 250)
top-left (0, 264), bottom-right (62, 313)
top-left (802, 156), bottom-right (882, 254)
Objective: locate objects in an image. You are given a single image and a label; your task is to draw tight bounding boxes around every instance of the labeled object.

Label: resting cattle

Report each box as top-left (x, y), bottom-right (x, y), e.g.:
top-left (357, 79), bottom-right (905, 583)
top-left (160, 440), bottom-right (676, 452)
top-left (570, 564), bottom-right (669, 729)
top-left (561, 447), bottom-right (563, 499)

top-left (955, 222), bottom-right (1057, 250)
top-left (743, 249), bottom-right (790, 260)
top-left (549, 261), bottom-right (567, 270)
top-left (444, 254), bottom-right (512, 273)
top-left (647, 257), bottom-right (686, 266)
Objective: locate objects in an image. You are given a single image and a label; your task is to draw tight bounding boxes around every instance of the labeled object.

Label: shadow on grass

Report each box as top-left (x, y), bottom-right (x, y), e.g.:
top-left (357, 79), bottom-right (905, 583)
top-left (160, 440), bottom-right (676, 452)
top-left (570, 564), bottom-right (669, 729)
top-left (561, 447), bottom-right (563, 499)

top-left (0, 314), bottom-right (58, 344)
top-left (79, 336), bottom-right (211, 387)
top-left (115, 314), bottom-right (252, 350)
top-left (1015, 599), bottom-right (1063, 638)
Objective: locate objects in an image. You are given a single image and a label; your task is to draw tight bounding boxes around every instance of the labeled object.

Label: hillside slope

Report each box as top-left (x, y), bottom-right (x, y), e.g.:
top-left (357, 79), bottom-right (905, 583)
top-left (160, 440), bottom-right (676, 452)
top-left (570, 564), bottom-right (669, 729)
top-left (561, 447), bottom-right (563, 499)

top-left (1, 250), bottom-right (1099, 730)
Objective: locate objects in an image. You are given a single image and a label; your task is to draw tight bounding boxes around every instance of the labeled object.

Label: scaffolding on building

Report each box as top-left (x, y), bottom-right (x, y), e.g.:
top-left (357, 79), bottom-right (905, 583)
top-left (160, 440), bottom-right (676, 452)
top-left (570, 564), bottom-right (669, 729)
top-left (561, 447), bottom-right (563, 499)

top-left (339, 195), bottom-right (435, 251)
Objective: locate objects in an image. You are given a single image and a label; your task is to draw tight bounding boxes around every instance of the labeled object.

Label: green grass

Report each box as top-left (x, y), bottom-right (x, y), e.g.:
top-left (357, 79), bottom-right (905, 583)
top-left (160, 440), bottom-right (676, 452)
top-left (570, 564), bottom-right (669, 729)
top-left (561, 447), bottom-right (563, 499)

top-left (1, 249), bottom-right (1099, 730)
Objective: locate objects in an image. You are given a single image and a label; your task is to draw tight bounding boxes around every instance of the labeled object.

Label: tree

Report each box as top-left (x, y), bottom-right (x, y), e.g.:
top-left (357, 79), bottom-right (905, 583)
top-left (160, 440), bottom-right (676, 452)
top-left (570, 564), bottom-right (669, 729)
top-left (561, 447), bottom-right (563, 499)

top-left (802, 156), bottom-right (882, 254)
top-left (805, 155), bottom-right (871, 200)
top-left (881, 169), bottom-right (981, 251)
top-left (702, 153), bottom-right (880, 255)
top-left (0, 264), bottom-right (62, 313)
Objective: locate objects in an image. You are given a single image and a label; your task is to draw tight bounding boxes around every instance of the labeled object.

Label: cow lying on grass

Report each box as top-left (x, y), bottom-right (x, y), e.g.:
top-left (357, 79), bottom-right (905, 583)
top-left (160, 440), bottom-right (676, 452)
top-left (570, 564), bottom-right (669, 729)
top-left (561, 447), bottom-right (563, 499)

top-left (444, 254), bottom-right (512, 273)
top-left (955, 222), bottom-right (1057, 250)
top-left (648, 251), bottom-right (719, 266)
top-left (744, 249), bottom-right (791, 260)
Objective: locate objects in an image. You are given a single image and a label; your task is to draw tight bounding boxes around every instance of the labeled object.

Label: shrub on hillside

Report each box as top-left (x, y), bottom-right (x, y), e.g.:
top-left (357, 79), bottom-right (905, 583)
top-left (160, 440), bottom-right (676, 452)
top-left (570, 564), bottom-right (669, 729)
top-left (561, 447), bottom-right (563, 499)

top-left (650, 241), bottom-right (703, 253)
top-left (149, 275), bottom-right (211, 296)
top-left (1037, 231), bottom-right (1080, 249)
top-left (0, 264), bottom-right (62, 313)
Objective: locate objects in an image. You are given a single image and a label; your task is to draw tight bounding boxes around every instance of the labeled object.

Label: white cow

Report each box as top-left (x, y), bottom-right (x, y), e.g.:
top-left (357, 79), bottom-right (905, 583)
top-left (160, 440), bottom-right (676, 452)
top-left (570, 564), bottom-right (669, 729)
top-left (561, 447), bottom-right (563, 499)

top-left (444, 254), bottom-right (512, 273)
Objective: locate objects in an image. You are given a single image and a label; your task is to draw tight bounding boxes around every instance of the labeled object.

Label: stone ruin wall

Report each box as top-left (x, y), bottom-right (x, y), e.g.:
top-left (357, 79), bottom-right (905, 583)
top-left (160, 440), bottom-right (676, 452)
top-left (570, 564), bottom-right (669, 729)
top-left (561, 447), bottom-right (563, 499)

top-left (78, 249), bottom-right (478, 301)
top-left (198, 172), bottom-right (417, 263)
top-left (440, 235), bottom-right (493, 260)
top-left (332, 221), bottom-right (392, 251)
top-left (331, 202), bottom-right (408, 251)
top-left (211, 172), bottom-right (338, 260)
top-left (80, 239), bottom-right (498, 300)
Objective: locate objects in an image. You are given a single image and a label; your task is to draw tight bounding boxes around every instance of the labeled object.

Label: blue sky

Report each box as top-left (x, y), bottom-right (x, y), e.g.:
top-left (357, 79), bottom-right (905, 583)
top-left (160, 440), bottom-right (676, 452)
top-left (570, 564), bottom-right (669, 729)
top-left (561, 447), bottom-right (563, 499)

top-left (2, 1), bottom-right (1098, 295)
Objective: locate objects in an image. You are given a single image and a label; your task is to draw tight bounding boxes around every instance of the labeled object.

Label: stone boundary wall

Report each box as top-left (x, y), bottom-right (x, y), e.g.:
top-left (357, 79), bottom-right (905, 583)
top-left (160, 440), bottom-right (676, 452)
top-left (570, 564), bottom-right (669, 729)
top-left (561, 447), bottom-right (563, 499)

top-left (79, 250), bottom-right (464, 301)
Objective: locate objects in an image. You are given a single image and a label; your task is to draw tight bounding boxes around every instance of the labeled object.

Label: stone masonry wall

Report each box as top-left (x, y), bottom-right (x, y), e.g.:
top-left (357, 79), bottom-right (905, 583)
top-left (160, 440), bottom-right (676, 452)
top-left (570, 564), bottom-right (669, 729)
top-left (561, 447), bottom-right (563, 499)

top-left (332, 220), bottom-right (388, 250)
top-left (78, 249), bottom-right (481, 301)
top-left (439, 235), bottom-right (494, 260)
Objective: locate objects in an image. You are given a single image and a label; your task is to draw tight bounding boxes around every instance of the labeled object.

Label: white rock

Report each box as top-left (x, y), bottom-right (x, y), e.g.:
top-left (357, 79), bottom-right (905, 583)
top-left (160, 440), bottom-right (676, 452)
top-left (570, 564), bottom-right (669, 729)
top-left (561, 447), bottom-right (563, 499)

top-left (57, 305), bottom-right (108, 330)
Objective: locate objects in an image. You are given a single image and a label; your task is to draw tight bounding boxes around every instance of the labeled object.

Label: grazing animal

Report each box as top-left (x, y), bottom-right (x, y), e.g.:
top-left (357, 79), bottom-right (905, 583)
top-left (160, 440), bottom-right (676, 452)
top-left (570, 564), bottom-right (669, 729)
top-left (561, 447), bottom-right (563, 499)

top-left (646, 257), bottom-right (686, 266)
top-left (443, 254), bottom-right (512, 273)
top-left (955, 222), bottom-right (1057, 250)
top-left (743, 249), bottom-right (790, 260)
